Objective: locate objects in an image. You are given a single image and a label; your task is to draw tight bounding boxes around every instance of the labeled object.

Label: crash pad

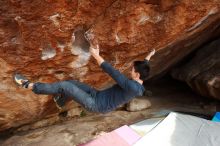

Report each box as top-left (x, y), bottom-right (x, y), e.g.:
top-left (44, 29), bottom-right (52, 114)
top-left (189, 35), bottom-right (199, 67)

top-left (79, 125), bottom-right (141, 146)
top-left (133, 112), bottom-right (220, 146)
top-left (212, 112), bottom-right (220, 122)
top-left (129, 117), bottom-right (164, 136)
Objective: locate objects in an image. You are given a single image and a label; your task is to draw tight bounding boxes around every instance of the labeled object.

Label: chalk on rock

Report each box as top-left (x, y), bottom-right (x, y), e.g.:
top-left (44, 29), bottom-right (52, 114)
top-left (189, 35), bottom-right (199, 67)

top-left (57, 43), bottom-right (66, 52)
top-left (49, 13), bottom-right (61, 27)
top-left (69, 27), bottom-right (91, 68)
top-left (84, 29), bottom-right (95, 43)
top-left (41, 47), bottom-right (56, 60)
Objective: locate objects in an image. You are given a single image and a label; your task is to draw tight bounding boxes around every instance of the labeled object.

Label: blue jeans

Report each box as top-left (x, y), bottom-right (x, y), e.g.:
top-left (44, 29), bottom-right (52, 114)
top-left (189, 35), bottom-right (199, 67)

top-left (32, 80), bottom-right (99, 112)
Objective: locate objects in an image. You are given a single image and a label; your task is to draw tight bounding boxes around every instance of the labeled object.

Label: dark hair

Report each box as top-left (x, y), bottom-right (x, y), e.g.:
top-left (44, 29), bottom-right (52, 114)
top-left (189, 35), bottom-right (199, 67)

top-left (133, 60), bottom-right (150, 80)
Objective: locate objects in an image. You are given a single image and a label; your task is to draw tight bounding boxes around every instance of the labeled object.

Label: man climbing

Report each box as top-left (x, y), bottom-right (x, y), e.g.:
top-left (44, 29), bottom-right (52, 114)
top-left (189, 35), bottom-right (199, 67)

top-left (14, 45), bottom-right (155, 113)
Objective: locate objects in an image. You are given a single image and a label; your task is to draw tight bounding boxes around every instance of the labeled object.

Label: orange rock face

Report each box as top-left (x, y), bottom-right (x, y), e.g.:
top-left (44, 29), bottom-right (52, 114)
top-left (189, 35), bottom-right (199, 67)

top-left (0, 0), bottom-right (220, 131)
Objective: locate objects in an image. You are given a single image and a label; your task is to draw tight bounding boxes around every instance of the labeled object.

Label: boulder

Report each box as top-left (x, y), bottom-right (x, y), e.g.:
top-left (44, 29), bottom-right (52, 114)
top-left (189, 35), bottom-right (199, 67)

top-left (172, 38), bottom-right (220, 100)
top-left (126, 97), bottom-right (151, 112)
top-left (0, 0), bottom-right (220, 131)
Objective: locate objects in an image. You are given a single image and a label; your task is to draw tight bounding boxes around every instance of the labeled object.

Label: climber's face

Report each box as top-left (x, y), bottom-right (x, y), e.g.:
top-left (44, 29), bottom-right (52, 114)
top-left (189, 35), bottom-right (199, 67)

top-left (131, 66), bottom-right (140, 80)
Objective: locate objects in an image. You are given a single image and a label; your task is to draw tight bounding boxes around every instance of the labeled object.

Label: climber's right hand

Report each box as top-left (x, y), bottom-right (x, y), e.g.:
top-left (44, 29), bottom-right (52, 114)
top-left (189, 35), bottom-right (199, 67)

top-left (89, 44), bottom-right (100, 58)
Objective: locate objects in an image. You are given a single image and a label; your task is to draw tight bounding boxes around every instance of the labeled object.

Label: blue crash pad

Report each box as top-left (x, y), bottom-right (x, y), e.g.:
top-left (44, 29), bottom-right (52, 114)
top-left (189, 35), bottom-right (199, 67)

top-left (212, 112), bottom-right (220, 122)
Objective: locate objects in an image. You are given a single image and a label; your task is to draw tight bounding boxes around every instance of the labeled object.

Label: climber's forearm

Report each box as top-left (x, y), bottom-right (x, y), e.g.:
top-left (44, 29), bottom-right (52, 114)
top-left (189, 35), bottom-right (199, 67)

top-left (89, 44), bottom-right (105, 66)
top-left (145, 49), bottom-right (156, 61)
top-left (93, 54), bottom-right (105, 66)
top-left (145, 54), bottom-right (153, 61)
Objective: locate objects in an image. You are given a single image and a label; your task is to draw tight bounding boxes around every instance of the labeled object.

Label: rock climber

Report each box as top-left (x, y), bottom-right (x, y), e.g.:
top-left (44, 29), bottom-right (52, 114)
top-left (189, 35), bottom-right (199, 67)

top-left (14, 44), bottom-right (155, 114)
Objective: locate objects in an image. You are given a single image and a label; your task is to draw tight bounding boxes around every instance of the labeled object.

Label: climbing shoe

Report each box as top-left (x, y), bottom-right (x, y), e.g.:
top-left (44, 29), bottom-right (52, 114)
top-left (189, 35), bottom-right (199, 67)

top-left (53, 94), bottom-right (66, 110)
top-left (54, 95), bottom-right (68, 118)
top-left (59, 110), bottom-right (68, 118)
top-left (14, 73), bottom-right (30, 88)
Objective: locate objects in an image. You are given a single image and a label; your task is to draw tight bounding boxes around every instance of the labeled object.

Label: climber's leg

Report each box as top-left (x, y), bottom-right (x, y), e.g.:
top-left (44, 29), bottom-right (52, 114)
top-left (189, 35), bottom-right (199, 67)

top-left (32, 81), bottom-right (98, 112)
top-left (14, 74), bottom-right (99, 112)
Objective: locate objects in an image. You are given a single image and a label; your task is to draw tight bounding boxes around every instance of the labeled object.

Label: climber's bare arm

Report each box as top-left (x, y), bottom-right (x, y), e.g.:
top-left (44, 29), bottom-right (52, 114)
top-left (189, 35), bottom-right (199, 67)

top-left (90, 44), bottom-right (104, 66)
top-left (145, 49), bottom-right (156, 61)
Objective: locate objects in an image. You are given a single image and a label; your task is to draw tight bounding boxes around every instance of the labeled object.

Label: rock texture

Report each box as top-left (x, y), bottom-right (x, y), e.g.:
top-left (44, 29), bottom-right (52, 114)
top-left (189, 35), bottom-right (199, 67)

top-left (172, 38), bottom-right (220, 100)
top-left (0, 0), bottom-right (220, 131)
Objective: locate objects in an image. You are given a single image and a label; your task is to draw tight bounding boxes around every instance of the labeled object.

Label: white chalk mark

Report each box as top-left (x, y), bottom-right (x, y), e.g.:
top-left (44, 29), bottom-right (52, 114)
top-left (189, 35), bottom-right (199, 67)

top-left (208, 76), bottom-right (220, 97)
top-left (70, 46), bottom-right (83, 55)
top-left (138, 15), bottom-right (150, 25)
top-left (84, 29), bottom-right (94, 42)
top-left (187, 7), bottom-right (219, 32)
top-left (115, 33), bottom-right (121, 44)
top-left (54, 73), bottom-right (65, 80)
top-left (57, 43), bottom-right (65, 52)
top-left (68, 28), bottom-right (91, 68)
top-left (154, 15), bottom-right (163, 23)
top-left (138, 13), bottom-right (163, 25)
top-left (69, 45), bottom-right (91, 68)
top-left (14, 16), bottom-right (22, 21)
top-left (49, 13), bottom-right (60, 27)
top-left (11, 37), bottom-right (18, 44)
top-left (71, 32), bottom-right (76, 43)
top-left (208, 76), bottom-right (220, 86)
top-left (41, 47), bottom-right (56, 60)
top-left (70, 51), bottom-right (91, 68)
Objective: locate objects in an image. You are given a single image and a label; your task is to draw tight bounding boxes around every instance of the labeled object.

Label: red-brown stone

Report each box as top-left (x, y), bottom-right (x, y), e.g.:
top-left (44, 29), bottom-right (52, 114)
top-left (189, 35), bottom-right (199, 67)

top-left (0, 0), bottom-right (220, 131)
